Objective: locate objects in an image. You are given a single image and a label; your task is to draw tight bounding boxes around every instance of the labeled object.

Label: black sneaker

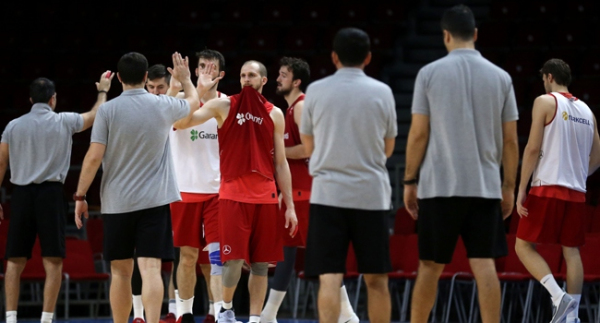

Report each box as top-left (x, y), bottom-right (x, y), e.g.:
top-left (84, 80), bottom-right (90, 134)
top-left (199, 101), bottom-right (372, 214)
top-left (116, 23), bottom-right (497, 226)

top-left (177, 313), bottom-right (195, 323)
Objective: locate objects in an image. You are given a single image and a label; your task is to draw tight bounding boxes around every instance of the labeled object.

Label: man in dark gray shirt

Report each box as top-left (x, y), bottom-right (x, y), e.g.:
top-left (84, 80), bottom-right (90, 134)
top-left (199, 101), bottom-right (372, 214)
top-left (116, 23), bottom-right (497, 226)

top-left (404, 5), bottom-right (519, 323)
top-left (300, 27), bottom-right (396, 323)
top-left (0, 72), bottom-right (113, 323)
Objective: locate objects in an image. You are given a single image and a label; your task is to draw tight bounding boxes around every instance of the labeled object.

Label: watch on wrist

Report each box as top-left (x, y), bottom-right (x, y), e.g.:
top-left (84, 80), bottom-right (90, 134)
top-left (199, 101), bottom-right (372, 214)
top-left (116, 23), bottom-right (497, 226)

top-left (73, 193), bottom-right (86, 201)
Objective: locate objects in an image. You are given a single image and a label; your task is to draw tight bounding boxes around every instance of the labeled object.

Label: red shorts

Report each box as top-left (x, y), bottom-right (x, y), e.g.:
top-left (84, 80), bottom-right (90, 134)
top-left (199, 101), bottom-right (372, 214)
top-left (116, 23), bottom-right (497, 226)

top-left (516, 194), bottom-right (586, 247)
top-left (171, 196), bottom-right (219, 249)
top-left (281, 200), bottom-right (310, 247)
top-left (218, 199), bottom-right (283, 264)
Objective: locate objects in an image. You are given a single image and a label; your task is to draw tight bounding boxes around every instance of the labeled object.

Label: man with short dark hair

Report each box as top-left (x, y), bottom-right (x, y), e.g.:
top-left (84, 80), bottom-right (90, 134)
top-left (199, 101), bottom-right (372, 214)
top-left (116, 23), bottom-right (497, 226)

top-left (300, 27), bottom-right (396, 323)
top-left (404, 4), bottom-right (519, 323)
top-left (173, 60), bottom-right (297, 323)
top-left (1, 72), bottom-right (113, 323)
top-left (165, 48), bottom-right (227, 323)
top-left (73, 52), bottom-right (217, 323)
top-left (147, 64), bottom-right (171, 95)
top-left (515, 59), bottom-right (600, 323)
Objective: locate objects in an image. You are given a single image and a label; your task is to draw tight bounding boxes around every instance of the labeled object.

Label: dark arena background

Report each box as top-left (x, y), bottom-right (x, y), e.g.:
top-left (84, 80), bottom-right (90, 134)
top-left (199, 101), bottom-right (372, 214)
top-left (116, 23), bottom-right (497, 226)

top-left (1, 0), bottom-right (600, 322)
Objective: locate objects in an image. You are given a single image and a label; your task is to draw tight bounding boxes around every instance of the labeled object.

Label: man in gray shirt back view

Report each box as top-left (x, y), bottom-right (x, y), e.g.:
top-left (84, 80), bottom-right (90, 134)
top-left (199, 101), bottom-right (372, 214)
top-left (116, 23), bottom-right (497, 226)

top-left (404, 5), bottom-right (519, 323)
top-left (300, 27), bottom-right (396, 323)
top-left (72, 52), bottom-right (220, 323)
top-left (0, 72), bottom-right (113, 323)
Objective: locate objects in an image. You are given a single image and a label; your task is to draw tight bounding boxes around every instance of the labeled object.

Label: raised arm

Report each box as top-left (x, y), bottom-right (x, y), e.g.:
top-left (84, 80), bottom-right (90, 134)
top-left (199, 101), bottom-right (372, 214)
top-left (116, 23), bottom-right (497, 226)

top-left (174, 97), bottom-right (230, 130)
top-left (74, 143), bottom-right (106, 229)
top-left (79, 71), bottom-right (114, 132)
top-left (285, 101), bottom-right (310, 159)
top-left (272, 107), bottom-right (298, 236)
top-left (516, 95), bottom-right (555, 217)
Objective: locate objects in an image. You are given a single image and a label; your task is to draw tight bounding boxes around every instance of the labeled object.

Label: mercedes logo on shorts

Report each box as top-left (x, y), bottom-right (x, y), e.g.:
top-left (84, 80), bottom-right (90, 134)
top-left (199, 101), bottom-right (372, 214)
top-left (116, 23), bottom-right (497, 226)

top-left (223, 245), bottom-right (232, 255)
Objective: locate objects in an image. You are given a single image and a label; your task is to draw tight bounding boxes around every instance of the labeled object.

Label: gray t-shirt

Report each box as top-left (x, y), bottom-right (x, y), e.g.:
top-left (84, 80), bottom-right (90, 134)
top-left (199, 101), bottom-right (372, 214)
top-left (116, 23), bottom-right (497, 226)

top-left (411, 49), bottom-right (519, 199)
top-left (301, 68), bottom-right (397, 210)
top-left (91, 89), bottom-right (190, 214)
top-left (1, 103), bottom-right (83, 185)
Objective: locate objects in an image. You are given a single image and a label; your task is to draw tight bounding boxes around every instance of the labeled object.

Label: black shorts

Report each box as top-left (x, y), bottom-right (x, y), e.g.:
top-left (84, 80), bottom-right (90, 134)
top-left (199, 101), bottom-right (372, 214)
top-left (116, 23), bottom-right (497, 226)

top-left (103, 205), bottom-right (175, 261)
top-left (5, 182), bottom-right (66, 259)
top-left (417, 197), bottom-right (508, 264)
top-left (304, 204), bottom-right (392, 277)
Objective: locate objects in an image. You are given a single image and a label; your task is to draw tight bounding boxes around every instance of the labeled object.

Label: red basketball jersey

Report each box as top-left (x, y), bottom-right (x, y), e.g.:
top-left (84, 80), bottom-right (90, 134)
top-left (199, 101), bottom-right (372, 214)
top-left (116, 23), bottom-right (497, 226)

top-left (284, 94), bottom-right (312, 191)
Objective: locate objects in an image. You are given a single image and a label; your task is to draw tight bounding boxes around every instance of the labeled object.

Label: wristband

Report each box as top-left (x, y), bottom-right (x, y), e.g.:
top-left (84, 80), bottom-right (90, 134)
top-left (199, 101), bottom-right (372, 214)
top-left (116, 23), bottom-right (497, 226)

top-left (403, 178), bottom-right (418, 185)
top-left (73, 193), bottom-right (86, 201)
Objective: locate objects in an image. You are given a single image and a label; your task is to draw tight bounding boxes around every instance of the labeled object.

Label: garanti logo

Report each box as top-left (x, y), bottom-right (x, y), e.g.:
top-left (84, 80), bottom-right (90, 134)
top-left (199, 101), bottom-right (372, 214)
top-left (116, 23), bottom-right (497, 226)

top-left (562, 112), bottom-right (591, 125)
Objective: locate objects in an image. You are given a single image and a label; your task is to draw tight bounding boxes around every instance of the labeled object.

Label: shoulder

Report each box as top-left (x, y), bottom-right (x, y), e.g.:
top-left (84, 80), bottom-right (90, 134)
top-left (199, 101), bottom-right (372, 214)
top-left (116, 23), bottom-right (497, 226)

top-left (305, 76), bottom-right (334, 94)
top-left (533, 94), bottom-right (557, 112)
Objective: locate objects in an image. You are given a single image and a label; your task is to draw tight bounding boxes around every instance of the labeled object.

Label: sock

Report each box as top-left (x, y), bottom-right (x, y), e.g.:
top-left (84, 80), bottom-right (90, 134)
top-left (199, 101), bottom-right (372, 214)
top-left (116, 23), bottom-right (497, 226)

top-left (566, 294), bottom-right (581, 322)
top-left (338, 286), bottom-right (356, 322)
top-left (214, 301), bottom-right (223, 318)
top-left (261, 289), bottom-right (286, 321)
top-left (41, 312), bottom-right (54, 323)
top-left (208, 301), bottom-right (215, 316)
top-left (249, 315), bottom-right (260, 323)
top-left (177, 297), bottom-right (194, 317)
top-left (133, 295), bottom-right (144, 319)
top-left (6, 311), bottom-right (17, 323)
top-left (222, 301), bottom-right (233, 310)
top-left (540, 274), bottom-right (565, 305)
top-left (168, 299), bottom-right (177, 315)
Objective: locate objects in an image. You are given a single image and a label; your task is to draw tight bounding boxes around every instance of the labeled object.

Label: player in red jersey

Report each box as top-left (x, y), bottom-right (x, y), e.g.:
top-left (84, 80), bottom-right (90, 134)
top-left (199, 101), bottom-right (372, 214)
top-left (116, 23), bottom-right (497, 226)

top-left (174, 60), bottom-right (297, 323)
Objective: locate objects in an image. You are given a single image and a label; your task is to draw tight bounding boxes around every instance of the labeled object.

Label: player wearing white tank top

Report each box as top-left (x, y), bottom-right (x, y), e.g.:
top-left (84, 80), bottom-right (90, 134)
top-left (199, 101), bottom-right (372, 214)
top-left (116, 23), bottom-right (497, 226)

top-left (516, 59), bottom-right (600, 323)
top-left (166, 50), bottom-right (227, 323)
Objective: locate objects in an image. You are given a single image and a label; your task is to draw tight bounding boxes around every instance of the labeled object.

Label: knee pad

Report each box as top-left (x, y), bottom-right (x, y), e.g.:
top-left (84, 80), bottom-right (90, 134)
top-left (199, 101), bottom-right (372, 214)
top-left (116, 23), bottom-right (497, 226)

top-left (250, 262), bottom-right (269, 276)
top-left (222, 259), bottom-right (244, 288)
top-left (210, 263), bottom-right (223, 276)
top-left (208, 243), bottom-right (222, 266)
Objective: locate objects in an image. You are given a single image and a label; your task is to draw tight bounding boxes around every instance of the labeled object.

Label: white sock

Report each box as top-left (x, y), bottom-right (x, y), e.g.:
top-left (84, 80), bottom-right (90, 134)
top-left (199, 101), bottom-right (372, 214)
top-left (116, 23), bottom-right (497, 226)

top-left (175, 290), bottom-right (181, 318)
top-left (214, 301), bottom-right (223, 317)
top-left (208, 301), bottom-right (215, 316)
top-left (168, 299), bottom-right (177, 315)
top-left (566, 294), bottom-right (581, 322)
top-left (133, 295), bottom-right (144, 319)
top-left (41, 312), bottom-right (54, 323)
top-left (6, 311), bottom-right (17, 323)
top-left (177, 296), bottom-right (194, 317)
top-left (223, 301), bottom-right (233, 310)
top-left (249, 315), bottom-right (260, 323)
top-left (540, 274), bottom-right (565, 305)
top-left (339, 286), bottom-right (356, 322)
top-left (261, 289), bottom-right (286, 321)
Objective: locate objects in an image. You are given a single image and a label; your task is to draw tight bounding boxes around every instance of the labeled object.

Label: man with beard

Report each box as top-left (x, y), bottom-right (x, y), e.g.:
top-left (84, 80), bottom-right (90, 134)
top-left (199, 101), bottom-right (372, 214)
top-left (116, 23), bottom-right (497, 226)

top-left (173, 60), bottom-right (297, 323)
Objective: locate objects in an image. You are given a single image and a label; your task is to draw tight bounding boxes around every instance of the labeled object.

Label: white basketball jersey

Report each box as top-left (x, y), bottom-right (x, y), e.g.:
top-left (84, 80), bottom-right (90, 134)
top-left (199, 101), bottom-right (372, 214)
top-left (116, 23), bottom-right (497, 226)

top-left (531, 92), bottom-right (594, 192)
top-left (170, 93), bottom-right (226, 193)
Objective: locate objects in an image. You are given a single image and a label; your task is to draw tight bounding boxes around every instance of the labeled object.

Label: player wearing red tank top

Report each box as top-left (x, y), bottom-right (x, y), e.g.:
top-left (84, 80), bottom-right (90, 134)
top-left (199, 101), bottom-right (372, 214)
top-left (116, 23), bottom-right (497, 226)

top-left (173, 60), bottom-right (297, 323)
top-left (260, 57), bottom-right (359, 323)
top-left (516, 59), bottom-right (600, 323)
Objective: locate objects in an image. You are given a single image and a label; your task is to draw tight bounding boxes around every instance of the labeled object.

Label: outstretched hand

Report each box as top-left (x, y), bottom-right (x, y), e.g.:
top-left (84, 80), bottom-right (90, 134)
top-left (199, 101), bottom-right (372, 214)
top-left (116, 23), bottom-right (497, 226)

top-left (96, 70), bottom-right (114, 92)
top-left (196, 62), bottom-right (224, 93)
top-left (167, 52), bottom-right (192, 84)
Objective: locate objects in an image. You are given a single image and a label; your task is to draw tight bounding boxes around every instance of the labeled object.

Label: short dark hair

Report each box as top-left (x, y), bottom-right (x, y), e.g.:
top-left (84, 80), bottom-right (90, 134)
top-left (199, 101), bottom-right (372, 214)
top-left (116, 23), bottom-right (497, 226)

top-left (440, 5), bottom-right (476, 41)
top-left (540, 59), bottom-right (572, 86)
top-left (148, 64), bottom-right (171, 83)
top-left (196, 49), bottom-right (226, 71)
top-left (279, 57), bottom-right (310, 92)
top-left (117, 52), bottom-right (148, 85)
top-left (333, 27), bottom-right (370, 67)
top-left (30, 77), bottom-right (55, 103)
top-left (243, 60), bottom-right (267, 77)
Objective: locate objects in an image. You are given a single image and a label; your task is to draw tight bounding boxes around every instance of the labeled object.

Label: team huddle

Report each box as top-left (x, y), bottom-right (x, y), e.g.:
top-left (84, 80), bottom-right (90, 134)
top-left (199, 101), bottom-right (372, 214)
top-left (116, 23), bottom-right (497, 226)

top-left (2, 4), bottom-right (599, 323)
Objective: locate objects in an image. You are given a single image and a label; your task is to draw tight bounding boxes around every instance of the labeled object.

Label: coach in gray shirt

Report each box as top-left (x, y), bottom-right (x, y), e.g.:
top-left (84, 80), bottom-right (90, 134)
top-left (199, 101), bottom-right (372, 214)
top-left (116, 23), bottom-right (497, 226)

top-left (300, 27), bottom-right (396, 323)
top-left (404, 5), bottom-right (519, 323)
top-left (72, 52), bottom-right (220, 323)
top-left (0, 72), bottom-right (113, 323)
